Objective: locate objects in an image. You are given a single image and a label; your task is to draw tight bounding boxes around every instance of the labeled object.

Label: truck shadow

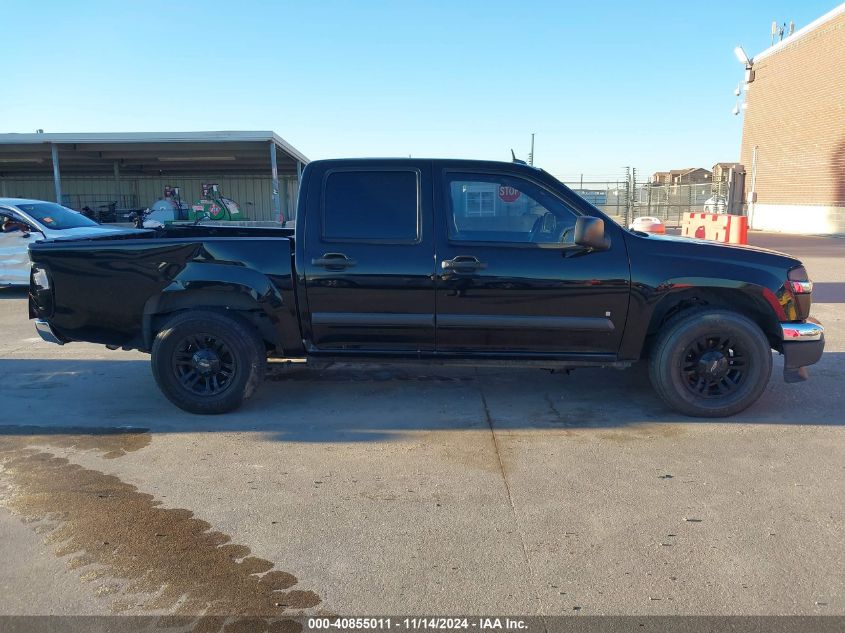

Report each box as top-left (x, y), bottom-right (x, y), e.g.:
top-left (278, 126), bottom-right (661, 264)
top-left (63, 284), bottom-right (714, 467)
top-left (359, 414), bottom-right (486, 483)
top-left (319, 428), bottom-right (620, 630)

top-left (0, 352), bottom-right (842, 442)
top-left (0, 287), bottom-right (28, 299)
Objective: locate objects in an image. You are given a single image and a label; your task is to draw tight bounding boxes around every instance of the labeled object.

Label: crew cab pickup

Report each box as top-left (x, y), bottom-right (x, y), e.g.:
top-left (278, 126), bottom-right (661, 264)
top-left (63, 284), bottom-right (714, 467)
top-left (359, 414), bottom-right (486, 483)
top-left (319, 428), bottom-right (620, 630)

top-left (28, 159), bottom-right (824, 416)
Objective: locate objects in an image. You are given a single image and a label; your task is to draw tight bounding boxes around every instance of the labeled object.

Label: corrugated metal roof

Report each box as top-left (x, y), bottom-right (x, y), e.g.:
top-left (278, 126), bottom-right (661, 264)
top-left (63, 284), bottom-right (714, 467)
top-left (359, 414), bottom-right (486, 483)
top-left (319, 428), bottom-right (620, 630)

top-left (0, 130), bottom-right (308, 164)
top-left (0, 131), bottom-right (308, 176)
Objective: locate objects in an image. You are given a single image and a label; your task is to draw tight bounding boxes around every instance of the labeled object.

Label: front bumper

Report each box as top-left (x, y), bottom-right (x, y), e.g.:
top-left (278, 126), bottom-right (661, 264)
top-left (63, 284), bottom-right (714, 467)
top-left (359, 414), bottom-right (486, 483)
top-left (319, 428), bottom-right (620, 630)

top-left (780, 318), bottom-right (824, 383)
top-left (34, 319), bottom-right (65, 345)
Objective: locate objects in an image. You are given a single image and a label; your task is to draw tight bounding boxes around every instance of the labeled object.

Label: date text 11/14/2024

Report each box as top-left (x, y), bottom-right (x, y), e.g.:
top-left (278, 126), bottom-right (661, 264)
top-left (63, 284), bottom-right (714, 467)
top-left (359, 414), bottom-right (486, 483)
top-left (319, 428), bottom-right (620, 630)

top-left (307, 618), bottom-right (529, 631)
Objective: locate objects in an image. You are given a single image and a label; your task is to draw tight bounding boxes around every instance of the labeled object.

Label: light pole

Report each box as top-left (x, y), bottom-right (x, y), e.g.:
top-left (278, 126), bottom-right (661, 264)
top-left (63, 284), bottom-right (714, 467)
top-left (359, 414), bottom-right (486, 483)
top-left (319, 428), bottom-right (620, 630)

top-left (732, 45), bottom-right (754, 116)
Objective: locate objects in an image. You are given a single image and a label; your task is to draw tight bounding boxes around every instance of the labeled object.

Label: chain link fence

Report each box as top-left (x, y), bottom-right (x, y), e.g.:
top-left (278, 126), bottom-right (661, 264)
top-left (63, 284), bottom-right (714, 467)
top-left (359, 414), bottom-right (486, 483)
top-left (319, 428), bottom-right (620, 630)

top-left (630, 180), bottom-right (730, 228)
top-left (559, 171), bottom-right (733, 228)
top-left (558, 176), bottom-right (631, 222)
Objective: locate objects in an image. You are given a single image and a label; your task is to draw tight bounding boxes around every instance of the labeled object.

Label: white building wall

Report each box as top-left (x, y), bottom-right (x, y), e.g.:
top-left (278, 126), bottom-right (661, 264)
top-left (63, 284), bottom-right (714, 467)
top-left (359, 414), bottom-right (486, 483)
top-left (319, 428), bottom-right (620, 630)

top-left (749, 203), bottom-right (845, 235)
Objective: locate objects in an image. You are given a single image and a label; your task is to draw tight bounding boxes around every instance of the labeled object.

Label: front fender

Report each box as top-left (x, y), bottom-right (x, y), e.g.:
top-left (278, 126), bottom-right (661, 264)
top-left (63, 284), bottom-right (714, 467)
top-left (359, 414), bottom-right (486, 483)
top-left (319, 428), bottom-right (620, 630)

top-left (619, 233), bottom-right (801, 359)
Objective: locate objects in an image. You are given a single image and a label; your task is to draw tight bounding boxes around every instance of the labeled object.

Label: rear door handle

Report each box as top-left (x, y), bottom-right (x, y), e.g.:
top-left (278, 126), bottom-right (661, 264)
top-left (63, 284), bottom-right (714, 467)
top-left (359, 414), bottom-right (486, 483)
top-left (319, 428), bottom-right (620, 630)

top-left (441, 256), bottom-right (487, 271)
top-left (312, 252), bottom-right (357, 269)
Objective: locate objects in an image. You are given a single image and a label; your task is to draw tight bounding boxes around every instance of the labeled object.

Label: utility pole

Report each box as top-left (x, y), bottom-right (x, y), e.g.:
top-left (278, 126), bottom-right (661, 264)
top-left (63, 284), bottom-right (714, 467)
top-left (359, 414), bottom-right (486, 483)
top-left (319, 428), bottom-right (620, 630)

top-left (528, 133), bottom-right (535, 166)
top-left (623, 167), bottom-right (631, 226)
top-left (616, 179), bottom-right (620, 218)
top-left (632, 167), bottom-right (638, 221)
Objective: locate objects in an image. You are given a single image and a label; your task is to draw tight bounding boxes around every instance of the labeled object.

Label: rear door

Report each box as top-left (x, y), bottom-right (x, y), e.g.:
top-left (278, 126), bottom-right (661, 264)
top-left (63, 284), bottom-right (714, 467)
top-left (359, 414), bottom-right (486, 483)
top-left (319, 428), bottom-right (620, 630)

top-left (434, 167), bottom-right (630, 356)
top-left (300, 161), bottom-right (436, 352)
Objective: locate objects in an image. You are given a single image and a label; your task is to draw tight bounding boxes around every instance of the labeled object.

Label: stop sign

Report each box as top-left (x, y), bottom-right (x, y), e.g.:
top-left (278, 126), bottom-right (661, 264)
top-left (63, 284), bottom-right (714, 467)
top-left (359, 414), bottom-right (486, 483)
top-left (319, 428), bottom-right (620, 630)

top-left (498, 185), bottom-right (521, 203)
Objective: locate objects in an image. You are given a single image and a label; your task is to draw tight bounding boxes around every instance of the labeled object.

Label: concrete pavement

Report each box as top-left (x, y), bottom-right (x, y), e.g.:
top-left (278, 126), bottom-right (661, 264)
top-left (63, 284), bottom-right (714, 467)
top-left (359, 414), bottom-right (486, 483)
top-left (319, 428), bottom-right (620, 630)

top-left (0, 232), bottom-right (842, 623)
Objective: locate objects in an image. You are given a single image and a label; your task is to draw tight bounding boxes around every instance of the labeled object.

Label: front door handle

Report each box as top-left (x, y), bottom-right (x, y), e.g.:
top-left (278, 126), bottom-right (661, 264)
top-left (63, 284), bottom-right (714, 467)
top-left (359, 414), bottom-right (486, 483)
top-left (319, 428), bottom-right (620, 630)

top-left (312, 252), bottom-right (357, 269)
top-left (441, 256), bottom-right (487, 272)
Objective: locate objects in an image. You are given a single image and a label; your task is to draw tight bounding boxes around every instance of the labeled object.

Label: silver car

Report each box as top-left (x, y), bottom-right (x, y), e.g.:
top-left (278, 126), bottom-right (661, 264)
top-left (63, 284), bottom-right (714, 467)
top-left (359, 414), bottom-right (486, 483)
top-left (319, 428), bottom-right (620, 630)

top-left (0, 198), bottom-right (126, 286)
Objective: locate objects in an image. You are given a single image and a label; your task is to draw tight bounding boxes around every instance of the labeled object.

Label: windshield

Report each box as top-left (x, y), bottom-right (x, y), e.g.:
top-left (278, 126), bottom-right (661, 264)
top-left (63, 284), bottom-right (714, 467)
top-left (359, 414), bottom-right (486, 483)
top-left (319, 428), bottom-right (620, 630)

top-left (14, 202), bottom-right (99, 230)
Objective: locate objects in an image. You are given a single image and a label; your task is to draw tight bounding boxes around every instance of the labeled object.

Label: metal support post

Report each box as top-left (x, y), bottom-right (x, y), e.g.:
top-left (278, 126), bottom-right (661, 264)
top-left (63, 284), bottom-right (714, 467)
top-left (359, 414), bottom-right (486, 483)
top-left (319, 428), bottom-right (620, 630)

top-left (270, 141), bottom-right (282, 222)
top-left (51, 144), bottom-right (62, 204)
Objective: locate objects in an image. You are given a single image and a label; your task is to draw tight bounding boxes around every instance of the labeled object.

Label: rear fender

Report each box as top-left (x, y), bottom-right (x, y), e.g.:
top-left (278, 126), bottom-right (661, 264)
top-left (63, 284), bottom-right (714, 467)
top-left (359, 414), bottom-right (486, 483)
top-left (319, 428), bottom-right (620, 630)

top-left (142, 262), bottom-right (285, 351)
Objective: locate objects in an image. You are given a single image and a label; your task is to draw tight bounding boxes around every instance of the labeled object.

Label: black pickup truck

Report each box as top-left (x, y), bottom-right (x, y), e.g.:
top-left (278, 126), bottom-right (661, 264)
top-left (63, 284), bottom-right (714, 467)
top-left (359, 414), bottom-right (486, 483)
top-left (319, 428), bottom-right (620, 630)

top-left (28, 158), bottom-right (824, 416)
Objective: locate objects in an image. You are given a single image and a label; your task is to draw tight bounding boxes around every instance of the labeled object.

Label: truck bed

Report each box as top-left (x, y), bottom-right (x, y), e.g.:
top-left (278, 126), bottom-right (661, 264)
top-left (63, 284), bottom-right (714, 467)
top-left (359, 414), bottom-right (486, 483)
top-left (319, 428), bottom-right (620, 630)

top-left (28, 224), bottom-right (299, 352)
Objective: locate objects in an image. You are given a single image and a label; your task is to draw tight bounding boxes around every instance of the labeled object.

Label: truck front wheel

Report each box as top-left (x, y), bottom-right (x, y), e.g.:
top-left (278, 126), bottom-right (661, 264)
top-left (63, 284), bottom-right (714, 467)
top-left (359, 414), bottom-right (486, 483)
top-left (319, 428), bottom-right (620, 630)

top-left (151, 310), bottom-right (266, 414)
top-left (648, 309), bottom-right (772, 417)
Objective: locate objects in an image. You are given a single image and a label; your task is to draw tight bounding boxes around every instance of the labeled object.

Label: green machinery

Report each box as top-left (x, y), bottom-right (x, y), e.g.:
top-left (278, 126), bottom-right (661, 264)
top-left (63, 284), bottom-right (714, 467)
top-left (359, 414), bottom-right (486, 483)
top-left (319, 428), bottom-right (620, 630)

top-left (189, 183), bottom-right (243, 221)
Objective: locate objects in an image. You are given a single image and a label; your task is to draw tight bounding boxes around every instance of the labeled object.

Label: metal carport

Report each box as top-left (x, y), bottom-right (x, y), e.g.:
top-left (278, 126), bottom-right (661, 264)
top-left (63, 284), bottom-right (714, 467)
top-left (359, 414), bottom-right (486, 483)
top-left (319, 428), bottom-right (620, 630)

top-left (0, 131), bottom-right (308, 222)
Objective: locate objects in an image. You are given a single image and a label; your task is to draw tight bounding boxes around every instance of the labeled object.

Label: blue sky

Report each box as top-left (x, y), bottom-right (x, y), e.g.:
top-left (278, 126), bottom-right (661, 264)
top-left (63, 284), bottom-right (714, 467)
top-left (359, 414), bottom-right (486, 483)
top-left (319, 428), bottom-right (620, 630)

top-left (1, 0), bottom-right (839, 177)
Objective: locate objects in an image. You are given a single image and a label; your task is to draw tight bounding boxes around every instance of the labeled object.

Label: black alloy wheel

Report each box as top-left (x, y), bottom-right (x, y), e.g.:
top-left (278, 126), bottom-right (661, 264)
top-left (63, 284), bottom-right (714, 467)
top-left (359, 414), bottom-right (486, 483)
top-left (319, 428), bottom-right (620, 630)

top-left (151, 310), bottom-right (266, 414)
top-left (649, 308), bottom-right (772, 417)
top-left (680, 335), bottom-right (747, 398)
top-left (172, 333), bottom-right (237, 396)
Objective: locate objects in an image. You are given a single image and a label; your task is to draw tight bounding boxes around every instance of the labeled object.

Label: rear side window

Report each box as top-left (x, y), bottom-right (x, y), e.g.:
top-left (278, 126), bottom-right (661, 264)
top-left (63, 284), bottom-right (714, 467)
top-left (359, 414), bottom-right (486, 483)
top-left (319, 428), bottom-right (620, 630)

top-left (322, 169), bottom-right (420, 242)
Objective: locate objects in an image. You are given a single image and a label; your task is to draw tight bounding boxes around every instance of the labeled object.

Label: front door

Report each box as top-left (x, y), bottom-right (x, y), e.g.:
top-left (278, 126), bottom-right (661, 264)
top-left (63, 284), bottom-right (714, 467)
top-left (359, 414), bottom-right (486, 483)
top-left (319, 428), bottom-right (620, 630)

top-left (301, 161), bottom-right (436, 352)
top-left (0, 210), bottom-right (39, 286)
top-left (434, 168), bottom-right (630, 356)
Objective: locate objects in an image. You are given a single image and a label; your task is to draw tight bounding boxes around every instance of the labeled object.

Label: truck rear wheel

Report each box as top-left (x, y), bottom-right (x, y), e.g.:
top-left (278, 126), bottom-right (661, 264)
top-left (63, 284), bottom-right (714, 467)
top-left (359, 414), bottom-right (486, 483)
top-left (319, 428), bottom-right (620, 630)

top-left (648, 309), bottom-right (772, 417)
top-left (151, 310), bottom-right (266, 414)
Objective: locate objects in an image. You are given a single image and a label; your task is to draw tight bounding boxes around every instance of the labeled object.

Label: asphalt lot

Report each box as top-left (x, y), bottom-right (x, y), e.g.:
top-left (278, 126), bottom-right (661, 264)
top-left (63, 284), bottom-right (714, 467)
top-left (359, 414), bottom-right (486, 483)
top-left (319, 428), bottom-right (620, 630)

top-left (0, 231), bottom-right (843, 623)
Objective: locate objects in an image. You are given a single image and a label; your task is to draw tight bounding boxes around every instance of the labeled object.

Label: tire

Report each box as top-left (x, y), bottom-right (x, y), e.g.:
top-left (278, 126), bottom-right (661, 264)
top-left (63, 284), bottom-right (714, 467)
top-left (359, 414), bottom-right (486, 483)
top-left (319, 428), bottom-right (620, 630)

top-left (648, 309), bottom-right (772, 418)
top-left (151, 310), bottom-right (266, 414)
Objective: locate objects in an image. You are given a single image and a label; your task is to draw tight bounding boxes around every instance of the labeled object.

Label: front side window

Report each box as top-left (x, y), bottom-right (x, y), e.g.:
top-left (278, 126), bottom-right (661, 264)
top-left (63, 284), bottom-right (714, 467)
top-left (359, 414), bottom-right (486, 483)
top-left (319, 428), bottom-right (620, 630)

top-left (322, 169), bottom-right (420, 242)
top-left (446, 174), bottom-right (578, 245)
top-left (13, 202), bottom-right (98, 230)
top-left (1, 210), bottom-right (36, 234)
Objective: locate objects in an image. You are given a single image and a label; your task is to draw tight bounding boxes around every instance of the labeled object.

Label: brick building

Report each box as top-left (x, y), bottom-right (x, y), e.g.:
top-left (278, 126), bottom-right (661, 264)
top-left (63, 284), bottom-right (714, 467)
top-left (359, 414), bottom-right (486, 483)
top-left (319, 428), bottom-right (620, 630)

top-left (651, 168), bottom-right (712, 185)
top-left (670, 167), bottom-right (712, 185)
top-left (740, 4), bottom-right (845, 234)
top-left (651, 171), bottom-right (671, 185)
top-left (712, 162), bottom-right (742, 183)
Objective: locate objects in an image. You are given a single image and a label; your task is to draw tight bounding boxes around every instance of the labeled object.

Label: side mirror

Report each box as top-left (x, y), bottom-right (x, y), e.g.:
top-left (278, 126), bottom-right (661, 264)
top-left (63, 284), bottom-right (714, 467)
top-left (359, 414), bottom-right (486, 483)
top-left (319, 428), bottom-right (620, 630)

top-left (574, 216), bottom-right (610, 250)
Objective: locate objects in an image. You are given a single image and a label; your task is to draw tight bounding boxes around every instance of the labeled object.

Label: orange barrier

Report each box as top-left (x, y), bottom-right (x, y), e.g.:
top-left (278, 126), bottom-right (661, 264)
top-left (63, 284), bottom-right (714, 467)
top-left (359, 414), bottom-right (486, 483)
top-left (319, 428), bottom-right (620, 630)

top-left (681, 212), bottom-right (748, 245)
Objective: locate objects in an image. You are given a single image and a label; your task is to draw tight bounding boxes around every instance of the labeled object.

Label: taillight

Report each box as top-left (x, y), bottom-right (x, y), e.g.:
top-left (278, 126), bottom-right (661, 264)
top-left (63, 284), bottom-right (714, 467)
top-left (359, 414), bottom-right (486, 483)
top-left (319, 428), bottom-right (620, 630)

top-left (32, 265), bottom-right (50, 290)
top-left (29, 265), bottom-right (54, 318)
